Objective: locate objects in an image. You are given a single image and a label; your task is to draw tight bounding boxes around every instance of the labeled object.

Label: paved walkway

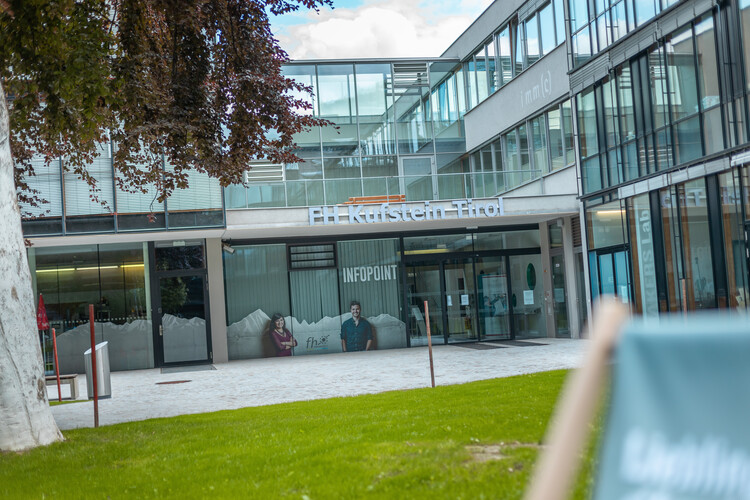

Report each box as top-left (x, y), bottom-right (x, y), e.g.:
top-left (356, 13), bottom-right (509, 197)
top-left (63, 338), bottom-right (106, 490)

top-left (49, 339), bottom-right (587, 430)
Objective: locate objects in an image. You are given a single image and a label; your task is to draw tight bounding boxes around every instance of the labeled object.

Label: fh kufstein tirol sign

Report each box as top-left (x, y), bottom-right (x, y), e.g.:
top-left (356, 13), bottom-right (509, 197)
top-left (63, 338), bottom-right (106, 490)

top-left (308, 198), bottom-right (505, 226)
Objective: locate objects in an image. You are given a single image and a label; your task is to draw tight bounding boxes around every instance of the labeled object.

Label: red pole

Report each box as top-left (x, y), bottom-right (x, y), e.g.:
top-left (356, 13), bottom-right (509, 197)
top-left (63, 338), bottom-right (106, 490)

top-left (52, 328), bottom-right (62, 402)
top-left (424, 301), bottom-right (435, 388)
top-left (89, 304), bottom-right (99, 428)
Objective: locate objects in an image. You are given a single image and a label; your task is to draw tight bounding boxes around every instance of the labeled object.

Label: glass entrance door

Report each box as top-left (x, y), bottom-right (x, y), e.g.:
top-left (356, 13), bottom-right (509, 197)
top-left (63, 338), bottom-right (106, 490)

top-left (158, 275), bottom-right (210, 364)
top-left (443, 258), bottom-right (476, 342)
top-left (589, 248), bottom-right (633, 306)
top-left (406, 261), bottom-right (443, 347)
top-left (475, 256), bottom-right (512, 340)
top-left (152, 240), bottom-right (211, 366)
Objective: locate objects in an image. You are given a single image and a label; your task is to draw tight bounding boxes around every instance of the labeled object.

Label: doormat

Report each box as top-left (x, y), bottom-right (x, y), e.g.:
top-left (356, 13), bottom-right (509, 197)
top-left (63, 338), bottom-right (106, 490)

top-left (161, 364), bottom-right (216, 374)
top-left (487, 340), bottom-right (546, 347)
top-left (454, 342), bottom-right (506, 350)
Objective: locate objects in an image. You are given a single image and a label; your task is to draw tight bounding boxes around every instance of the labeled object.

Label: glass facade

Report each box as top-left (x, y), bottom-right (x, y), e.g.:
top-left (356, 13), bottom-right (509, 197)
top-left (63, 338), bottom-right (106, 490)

top-left (223, 228), bottom-right (549, 360)
top-left (568, 0), bottom-right (683, 68)
top-left (29, 243), bottom-right (153, 373)
top-left (576, 13), bottom-right (724, 195)
top-left (21, 141), bottom-right (224, 236)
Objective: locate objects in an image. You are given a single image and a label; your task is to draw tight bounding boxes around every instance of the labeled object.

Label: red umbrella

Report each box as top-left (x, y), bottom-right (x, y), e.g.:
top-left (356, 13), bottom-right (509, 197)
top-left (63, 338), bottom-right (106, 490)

top-left (37, 293), bottom-right (49, 330)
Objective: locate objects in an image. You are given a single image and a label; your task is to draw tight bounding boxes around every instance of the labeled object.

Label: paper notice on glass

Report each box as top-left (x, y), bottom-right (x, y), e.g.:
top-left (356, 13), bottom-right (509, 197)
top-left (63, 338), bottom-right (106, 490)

top-left (461, 294), bottom-right (469, 306)
top-left (447, 295), bottom-right (452, 307)
top-left (554, 288), bottom-right (565, 303)
top-left (524, 290), bottom-right (534, 305)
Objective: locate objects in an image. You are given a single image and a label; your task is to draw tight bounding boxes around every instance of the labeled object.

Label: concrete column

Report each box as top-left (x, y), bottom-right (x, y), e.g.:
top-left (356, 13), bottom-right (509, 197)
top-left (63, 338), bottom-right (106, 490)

top-left (561, 217), bottom-right (581, 338)
top-left (539, 221), bottom-right (555, 338)
top-left (206, 238), bottom-right (228, 364)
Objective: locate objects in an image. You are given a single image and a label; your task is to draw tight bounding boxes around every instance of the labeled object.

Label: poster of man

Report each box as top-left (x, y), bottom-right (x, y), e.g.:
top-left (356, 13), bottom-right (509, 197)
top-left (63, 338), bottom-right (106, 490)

top-left (340, 301), bottom-right (373, 352)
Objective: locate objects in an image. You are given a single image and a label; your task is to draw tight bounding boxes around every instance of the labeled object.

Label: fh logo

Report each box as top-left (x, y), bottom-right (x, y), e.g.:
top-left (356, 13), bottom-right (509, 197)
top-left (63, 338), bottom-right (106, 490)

top-left (306, 334), bottom-right (330, 351)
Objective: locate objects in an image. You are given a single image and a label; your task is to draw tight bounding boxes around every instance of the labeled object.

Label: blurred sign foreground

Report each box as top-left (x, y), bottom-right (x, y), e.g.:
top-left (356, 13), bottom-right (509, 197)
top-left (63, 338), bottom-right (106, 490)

top-left (594, 315), bottom-right (750, 500)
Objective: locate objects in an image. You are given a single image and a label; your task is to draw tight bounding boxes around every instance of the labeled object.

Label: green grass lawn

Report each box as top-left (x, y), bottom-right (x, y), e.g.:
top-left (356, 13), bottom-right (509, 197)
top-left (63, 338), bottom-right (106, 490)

top-left (1, 370), bottom-right (600, 499)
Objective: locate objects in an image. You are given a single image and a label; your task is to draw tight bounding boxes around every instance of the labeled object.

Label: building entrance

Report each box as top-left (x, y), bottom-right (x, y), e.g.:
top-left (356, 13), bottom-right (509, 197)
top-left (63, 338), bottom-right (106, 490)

top-left (405, 255), bottom-right (513, 346)
top-left (151, 241), bottom-right (212, 366)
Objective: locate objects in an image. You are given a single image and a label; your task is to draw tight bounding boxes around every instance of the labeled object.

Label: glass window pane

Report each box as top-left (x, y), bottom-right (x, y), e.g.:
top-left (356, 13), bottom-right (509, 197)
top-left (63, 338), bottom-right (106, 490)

top-left (569, 0), bottom-right (590, 32)
top-left (486, 41), bottom-right (497, 94)
top-left (695, 15), bottom-right (720, 110)
top-left (474, 229), bottom-right (540, 250)
top-left (514, 20), bottom-right (525, 74)
top-left (703, 106), bottom-right (724, 155)
top-left (323, 157), bottom-right (361, 179)
top-left (540, 4), bottom-right (556, 55)
top-left (554, 0), bottom-right (566, 45)
top-left (498, 26), bottom-right (513, 85)
top-left (403, 233), bottom-right (474, 254)
top-left (577, 88), bottom-right (599, 158)
top-left (526, 14), bottom-right (540, 66)
top-left (627, 195), bottom-right (658, 316)
top-left (325, 179), bottom-right (362, 205)
top-left (649, 45), bottom-right (669, 130)
top-left (635, 0), bottom-right (656, 26)
top-left (224, 244), bottom-right (290, 360)
top-left (519, 124), bottom-right (531, 183)
top-left (718, 172), bottom-right (748, 311)
top-left (611, 1), bottom-right (627, 42)
top-left (617, 66), bottom-right (636, 142)
top-left (285, 158), bottom-right (322, 181)
top-left (562, 100), bottom-right (576, 165)
top-left (548, 108), bottom-right (565, 171)
top-left (673, 116), bottom-right (702, 165)
top-left (741, 0), bottom-right (750, 93)
top-left (573, 27), bottom-right (593, 68)
top-left (678, 179), bottom-right (716, 309)
top-left (356, 64), bottom-right (396, 156)
top-left (361, 156), bottom-right (397, 177)
top-left (395, 86), bottom-right (433, 154)
top-left (283, 65), bottom-right (317, 116)
top-left (587, 201), bottom-right (626, 249)
top-left (532, 114), bottom-right (549, 174)
top-left (582, 156), bottom-right (602, 193)
top-left (317, 64), bottom-right (356, 123)
top-left (666, 26), bottom-right (700, 121)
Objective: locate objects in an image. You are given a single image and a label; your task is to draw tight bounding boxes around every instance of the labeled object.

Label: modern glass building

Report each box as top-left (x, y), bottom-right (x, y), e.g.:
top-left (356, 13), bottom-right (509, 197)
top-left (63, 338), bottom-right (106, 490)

top-left (32, 0), bottom-right (749, 373)
top-left (571, 0), bottom-right (750, 319)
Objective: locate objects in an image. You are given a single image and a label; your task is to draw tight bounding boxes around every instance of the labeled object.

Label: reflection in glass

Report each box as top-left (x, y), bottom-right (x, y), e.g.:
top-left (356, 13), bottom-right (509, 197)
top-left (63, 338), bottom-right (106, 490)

top-left (356, 64), bottom-right (396, 156)
top-left (476, 257), bottom-right (511, 340)
top-left (509, 254), bottom-right (546, 339)
top-left (678, 179), bottom-right (715, 310)
top-left (160, 275), bottom-right (208, 364)
top-left (443, 259), bottom-right (476, 342)
top-left (155, 243), bottom-right (205, 271)
top-left (407, 262), bottom-right (443, 346)
top-left (719, 172), bottom-right (748, 310)
top-left (586, 201), bottom-right (626, 249)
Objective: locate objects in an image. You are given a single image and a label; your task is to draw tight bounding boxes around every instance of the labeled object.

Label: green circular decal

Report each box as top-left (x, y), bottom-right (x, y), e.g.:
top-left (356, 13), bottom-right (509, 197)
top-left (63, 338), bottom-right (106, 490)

top-left (526, 263), bottom-right (536, 290)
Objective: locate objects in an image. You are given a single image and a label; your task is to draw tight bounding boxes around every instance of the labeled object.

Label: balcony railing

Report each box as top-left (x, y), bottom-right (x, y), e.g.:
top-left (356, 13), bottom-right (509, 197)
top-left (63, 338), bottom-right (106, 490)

top-left (225, 170), bottom-right (542, 209)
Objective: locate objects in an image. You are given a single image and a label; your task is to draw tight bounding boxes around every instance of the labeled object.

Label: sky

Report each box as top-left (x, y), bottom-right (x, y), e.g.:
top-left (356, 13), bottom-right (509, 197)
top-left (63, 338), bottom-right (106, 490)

top-left (269, 0), bottom-right (494, 60)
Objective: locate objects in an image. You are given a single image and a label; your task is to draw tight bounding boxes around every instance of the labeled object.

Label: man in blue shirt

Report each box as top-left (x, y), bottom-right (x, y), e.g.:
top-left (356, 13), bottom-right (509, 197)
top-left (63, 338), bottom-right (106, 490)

top-left (340, 300), bottom-right (373, 352)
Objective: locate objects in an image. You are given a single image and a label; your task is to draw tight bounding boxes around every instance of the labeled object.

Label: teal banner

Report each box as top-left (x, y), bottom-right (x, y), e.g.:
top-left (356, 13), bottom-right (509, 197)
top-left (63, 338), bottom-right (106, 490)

top-left (595, 315), bottom-right (750, 500)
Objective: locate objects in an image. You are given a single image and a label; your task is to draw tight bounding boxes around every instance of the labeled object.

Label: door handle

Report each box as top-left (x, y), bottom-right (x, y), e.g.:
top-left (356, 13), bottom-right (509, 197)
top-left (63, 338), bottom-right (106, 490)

top-left (159, 325), bottom-right (164, 336)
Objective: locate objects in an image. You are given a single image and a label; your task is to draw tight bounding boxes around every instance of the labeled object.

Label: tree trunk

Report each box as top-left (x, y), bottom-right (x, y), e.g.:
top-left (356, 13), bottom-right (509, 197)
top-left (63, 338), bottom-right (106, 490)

top-left (0, 82), bottom-right (63, 451)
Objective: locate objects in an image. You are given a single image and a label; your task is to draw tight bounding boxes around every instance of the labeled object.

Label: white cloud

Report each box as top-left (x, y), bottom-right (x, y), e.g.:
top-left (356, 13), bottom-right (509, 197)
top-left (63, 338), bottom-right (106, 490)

top-left (277, 0), bottom-right (493, 60)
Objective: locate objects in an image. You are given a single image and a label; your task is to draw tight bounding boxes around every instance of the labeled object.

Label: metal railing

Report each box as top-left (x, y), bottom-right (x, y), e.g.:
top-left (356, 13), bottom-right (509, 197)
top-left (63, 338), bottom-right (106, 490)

top-left (225, 170), bottom-right (543, 209)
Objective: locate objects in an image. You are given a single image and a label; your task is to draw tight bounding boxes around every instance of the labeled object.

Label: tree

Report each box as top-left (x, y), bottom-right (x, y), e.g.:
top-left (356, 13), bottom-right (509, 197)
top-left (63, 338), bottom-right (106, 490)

top-left (0, 0), bottom-right (331, 451)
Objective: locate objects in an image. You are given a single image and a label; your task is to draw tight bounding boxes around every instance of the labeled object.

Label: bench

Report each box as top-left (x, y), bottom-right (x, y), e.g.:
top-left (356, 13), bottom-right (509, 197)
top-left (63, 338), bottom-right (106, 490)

top-left (45, 374), bottom-right (79, 400)
top-left (342, 195), bottom-right (406, 205)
